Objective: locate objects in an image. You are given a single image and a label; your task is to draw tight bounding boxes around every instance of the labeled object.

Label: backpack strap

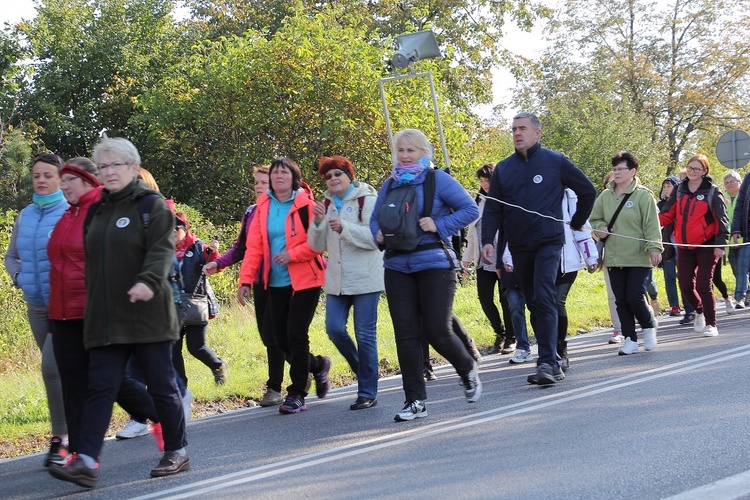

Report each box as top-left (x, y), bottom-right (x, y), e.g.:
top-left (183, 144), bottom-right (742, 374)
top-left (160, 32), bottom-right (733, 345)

top-left (137, 193), bottom-right (160, 230)
top-left (83, 200), bottom-right (102, 237)
top-left (422, 169), bottom-right (436, 217)
top-left (299, 205), bottom-right (310, 232)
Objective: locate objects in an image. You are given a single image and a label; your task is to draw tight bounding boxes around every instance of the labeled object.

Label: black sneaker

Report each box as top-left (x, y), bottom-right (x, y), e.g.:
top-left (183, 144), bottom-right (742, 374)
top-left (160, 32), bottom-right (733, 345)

top-left (150, 451), bottom-right (190, 477)
top-left (423, 368), bottom-right (437, 381)
top-left (501, 340), bottom-right (517, 355)
top-left (527, 363), bottom-right (565, 385)
top-left (314, 356), bottom-right (331, 398)
top-left (279, 394), bottom-right (307, 414)
top-left (44, 436), bottom-right (69, 467)
top-left (679, 312), bottom-right (695, 325)
top-left (394, 400), bottom-right (427, 421)
top-left (488, 336), bottom-right (504, 355)
top-left (461, 361), bottom-right (482, 403)
top-left (49, 454), bottom-right (98, 488)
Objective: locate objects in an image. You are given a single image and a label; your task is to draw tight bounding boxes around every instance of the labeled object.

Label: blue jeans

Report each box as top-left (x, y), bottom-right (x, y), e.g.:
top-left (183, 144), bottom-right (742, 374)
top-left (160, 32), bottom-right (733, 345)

top-left (734, 244), bottom-right (750, 301)
top-left (661, 259), bottom-right (680, 308)
top-left (503, 287), bottom-right (529, 351)
top-left (325, 292), bottom-right (380, 400)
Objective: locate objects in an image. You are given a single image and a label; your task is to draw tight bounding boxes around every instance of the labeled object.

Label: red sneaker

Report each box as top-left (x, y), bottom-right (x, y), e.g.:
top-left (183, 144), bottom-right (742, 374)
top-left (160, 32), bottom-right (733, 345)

top-left (668, 305), bottom-right (681, 316)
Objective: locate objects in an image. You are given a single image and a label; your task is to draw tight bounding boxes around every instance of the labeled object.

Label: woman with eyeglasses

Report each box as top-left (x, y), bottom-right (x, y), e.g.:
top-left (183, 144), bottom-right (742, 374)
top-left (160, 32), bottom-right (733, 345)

top-left (725, 171), bottom-right (750, 309)
top-left (237, 158), bottom-right (330, 415)
top-left (590, 151), bottom-right (663, 355)
top-left (307, 156), bottom-right (383, 411)
top-left (4, 153), bottom-right (69, 466)
top-left (659, 154), bottom-right (729, 337)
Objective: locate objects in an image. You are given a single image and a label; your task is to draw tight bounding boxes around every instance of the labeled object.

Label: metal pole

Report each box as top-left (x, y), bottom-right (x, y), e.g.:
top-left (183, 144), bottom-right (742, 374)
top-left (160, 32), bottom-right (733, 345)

top-left (427, 71), bottom-right (450, 172)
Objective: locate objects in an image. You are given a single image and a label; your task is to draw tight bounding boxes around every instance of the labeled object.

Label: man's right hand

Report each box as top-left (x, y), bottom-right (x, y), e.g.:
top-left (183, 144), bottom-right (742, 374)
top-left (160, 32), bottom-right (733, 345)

top-left (481, 244), bottom-right (494, 264)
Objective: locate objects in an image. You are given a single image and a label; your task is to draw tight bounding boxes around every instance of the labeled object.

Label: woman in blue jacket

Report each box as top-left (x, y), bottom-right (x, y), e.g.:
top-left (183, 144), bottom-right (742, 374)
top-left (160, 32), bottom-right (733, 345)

top-left (4, 153), bottom-right (69, 466)
top-left (370, 129), bottom-right (481, 422)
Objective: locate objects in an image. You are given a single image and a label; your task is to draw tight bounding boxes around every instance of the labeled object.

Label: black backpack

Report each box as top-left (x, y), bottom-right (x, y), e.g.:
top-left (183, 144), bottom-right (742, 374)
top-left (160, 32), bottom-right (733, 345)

top-left (377, 169), bottom-right (436, 252)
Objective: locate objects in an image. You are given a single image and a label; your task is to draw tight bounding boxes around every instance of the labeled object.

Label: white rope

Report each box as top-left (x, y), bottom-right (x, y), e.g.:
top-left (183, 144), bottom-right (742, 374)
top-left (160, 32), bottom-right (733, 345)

top-left (478, 192), bottom-right (750, 250)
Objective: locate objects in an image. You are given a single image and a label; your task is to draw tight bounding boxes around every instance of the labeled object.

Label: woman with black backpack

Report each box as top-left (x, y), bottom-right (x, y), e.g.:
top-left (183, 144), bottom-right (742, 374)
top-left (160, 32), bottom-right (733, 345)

top-left (370, 128), bottom-right (481, 422)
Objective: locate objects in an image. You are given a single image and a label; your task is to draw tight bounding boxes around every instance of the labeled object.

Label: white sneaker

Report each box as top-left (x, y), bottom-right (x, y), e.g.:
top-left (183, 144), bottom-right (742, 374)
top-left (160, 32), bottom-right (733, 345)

top-left (608, 333), bottom-right (623, 344)
top-left (703, 325), bottom-right (719, 337)
top-left (693, 313), bottom-right (706, 333)
top-left (509, 349), bottom-right (533, 364)
top-left (116, 419), bottom-right (149, 439)
top-left (643, 327), bottom-right (657, 351)
top-left (618, 338), bottom-right (639, 355)
top-left (725, 298), bottom-right (734, 315)
top-left (182, 389), bottom-right (193, 421)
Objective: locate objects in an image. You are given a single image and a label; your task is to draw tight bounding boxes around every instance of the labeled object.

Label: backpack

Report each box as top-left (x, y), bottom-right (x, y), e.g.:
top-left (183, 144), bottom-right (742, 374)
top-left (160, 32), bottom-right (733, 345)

top-left (84, 192), bottom-right (160, 234)
top-left (377, 170), bottom-right (436, 252)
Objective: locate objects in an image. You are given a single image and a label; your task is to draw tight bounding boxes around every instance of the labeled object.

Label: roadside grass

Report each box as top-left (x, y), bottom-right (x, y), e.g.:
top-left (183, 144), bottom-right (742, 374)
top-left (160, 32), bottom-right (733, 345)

top-left (0, 267), bottom-right (731, 460)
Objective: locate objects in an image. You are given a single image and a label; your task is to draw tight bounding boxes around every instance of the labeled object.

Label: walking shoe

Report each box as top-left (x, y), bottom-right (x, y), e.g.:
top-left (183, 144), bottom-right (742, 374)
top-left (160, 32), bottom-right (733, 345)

top-left (45, 436), bottom-right (69, 467)
top-left (350, 396), bottom-right (377, 410)
top-left (618, 338), bottom-right (639, 355)
top-left (643, 327), bottom-right (657, 351)
top-left (259, 388), bottom-right (284, 407)
top-left (394, 400), bottom-right (427, 422)
top-left (725, 298), bottom-right (735, 315)
top-left (314, 356), bottom-right (331, 398)
top-left (279, 395), bottom-right (307, 414)
top-left (488, 336), bottom-right (504, 355)
top-left (213, 360), bottom-right (228, 385)
top-left (736, 301), bottom-right (746, 310)
top-left (557, 341), bottom-right (569, 373)
top-left (608, 333), bottom-right (623, 344)
top-left (668, 305), bottom-right (681, 316)
top-left (151, 422), bottom-right (164, 452)
top-left (182, 389), bottom-right (193, 421)
top-left (49, 455), bottom-right (98, 488)
top-left (423, 367), bottom-right (437, 381)
top-left (509, 349), bottom-right (533, 364)
top-left (116, 419), bottom-right (149, 439)
top-left (693, 313), bottom-right (706, 333)
top-left (462, 361), bottom-right (482, 403)
top-left (501, 340), bottom-right (517, 355)
top-left (703, 324), bottom-right (719, 337)
top-left (679, 312), bottom-right (695, 325)
top-left (527, 363), bottom-right (565, 385)
top-left (745, 293), bottom-right (750, 307)
top-left (150, 451), bottom-right (190, 477)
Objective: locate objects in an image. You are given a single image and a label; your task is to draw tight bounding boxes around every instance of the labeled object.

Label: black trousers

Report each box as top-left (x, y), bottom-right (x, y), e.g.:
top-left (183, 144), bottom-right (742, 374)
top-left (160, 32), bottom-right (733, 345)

top-left (254, 284), bottom-right (286, 393)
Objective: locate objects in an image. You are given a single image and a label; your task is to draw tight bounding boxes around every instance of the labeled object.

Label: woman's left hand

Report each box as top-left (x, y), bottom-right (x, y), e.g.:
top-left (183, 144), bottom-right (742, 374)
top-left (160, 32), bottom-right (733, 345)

top-left (273, 250), bottom-right (291, 266)
top-left (649, 251), bottom-right (662, 268)
top-left (419, 217), bottom-right (437, 233)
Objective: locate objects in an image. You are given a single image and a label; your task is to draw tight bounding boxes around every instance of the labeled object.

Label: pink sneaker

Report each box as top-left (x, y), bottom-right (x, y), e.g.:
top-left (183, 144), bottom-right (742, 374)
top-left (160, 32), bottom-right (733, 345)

top-left (151, 423), bottom-right (164, 452)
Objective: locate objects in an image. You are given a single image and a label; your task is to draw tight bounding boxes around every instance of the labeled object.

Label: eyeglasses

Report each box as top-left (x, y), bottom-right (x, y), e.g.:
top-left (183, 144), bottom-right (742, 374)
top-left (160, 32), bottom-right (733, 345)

top-left (725, 180), bottom-right (739, 185)
top-left (98, 161), bottom-right (128, 171)
top-left (686, 166), bottom-right (704, 173)
top-left (325, 170), bottom-right (344, 181)
top-left (611, 167), bottom-right (630, 172)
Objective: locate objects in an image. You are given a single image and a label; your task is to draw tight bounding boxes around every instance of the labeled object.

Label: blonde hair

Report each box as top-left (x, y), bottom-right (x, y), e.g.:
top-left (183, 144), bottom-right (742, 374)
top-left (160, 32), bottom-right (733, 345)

top-left (138, 167), bottom-right (160, 191)
top-left (393, 129), bottom-right (433, 158)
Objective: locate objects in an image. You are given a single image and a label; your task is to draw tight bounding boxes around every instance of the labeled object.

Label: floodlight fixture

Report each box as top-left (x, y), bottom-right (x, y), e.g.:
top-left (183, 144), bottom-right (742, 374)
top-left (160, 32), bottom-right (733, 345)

top-left (391, 30), bottom-right (441, 70)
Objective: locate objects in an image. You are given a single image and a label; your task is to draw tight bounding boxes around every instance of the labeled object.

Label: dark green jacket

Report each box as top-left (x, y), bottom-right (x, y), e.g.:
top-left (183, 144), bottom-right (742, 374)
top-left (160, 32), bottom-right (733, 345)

top-left (84, 178), bottom-right (178, 348)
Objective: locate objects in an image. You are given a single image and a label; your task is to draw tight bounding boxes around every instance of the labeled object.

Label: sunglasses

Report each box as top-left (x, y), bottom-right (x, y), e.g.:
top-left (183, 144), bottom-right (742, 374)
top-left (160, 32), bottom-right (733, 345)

top-left (33, 153), bottom-right (63, 167)
top-left (325, 170), bottom-right (345, 181)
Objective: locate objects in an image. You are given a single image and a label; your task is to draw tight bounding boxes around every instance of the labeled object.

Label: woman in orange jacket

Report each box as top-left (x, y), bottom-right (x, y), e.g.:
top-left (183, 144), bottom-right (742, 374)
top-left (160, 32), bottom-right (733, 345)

top-left (237, 158), bottom-right (330, 414)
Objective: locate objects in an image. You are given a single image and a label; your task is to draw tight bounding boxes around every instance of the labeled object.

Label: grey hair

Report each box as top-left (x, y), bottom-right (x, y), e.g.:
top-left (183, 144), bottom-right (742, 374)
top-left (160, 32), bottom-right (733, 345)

top-left (92, 137), bottom-right (141, 167)
top-left (393, 129), bottom-right (434, 158)
top-left (724, 170), bottom-right (742, 183)
top-left (65, 157), bottom-right (99, 178)
top-left (513, 112), bottom-right (542, 131)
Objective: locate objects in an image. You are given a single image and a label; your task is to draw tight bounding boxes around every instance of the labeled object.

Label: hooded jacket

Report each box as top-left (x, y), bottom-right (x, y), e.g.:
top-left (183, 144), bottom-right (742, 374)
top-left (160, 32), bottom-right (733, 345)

top-left (731, 172), bottom-right (750, 240)
top-left (659, 176), bottom-right (729, 249)
top-left (308, 181), bottom-right (383, 296)
top-left (239, 184), bottom-right (324, 291)
top-left (48, 186), bottom-right (103, 320)
top-left (657, 176), bottom-right (680, 261)
top-left (83, 178), bottom-right (178, 348)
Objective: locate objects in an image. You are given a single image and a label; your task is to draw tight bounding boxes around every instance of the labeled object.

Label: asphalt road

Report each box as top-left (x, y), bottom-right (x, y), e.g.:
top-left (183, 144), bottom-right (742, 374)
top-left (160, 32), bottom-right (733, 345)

top-left (3, 307), bottom-right (750, 499)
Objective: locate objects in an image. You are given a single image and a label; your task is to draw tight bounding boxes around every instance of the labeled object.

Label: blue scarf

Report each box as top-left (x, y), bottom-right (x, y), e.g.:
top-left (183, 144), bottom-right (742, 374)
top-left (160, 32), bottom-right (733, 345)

top-left (32, 189), bottom-right (65, 208)
top-left (391, 156), bottom-right (432, 186)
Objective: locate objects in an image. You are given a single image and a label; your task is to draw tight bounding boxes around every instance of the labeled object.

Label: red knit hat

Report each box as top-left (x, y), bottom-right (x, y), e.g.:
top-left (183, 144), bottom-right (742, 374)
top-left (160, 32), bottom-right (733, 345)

top-left (60, 164), bottom-right (103, 188)
top-left (318, 156), bottom-right (355, 181)
top-left (174, 211), bottom-right (190, 231)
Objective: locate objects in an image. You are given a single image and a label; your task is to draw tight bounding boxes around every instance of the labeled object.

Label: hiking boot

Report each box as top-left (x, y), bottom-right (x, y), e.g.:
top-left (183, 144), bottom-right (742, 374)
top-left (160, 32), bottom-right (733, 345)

top-left (488, 336), bottom-right (504, 355)
top-left (259, 388), bottom-right (284, 407)
top-left (693, 313), bottom-right (706, 333)
top-left (213, 360), bottom-right (228, 385)
top-left (150, 451), bottom-right (190, 477)
top-left (462, 361), bottom-right (482, 403)
top-left (394, 400), bottom-right (427, 422)
top-left (116, 419), bottom-right (149, 440)
top-left (45, 436), bottom-right (69, 467)
top-left (557, 341), bottom-right (569, 372)
top-left (279, 395), bottom-right (307, 414)
top-left (509, 349), bottom-right (533, 364)
top-left (49, 455), bottom-right (98, 488)
top-left (618, 338), bottom-right (639, 355)
top-left (668, 305), bottom-right (681, 316)
top-left (643, 328), bottom-right (657, 351)
top-left (527, 363), bottom-right (565, 385)
top-left (151, 422), bottom-right (164, 452)
top-left (314, 356), bottom-right (331, 398)
top-left (679, 312), bottom-right (695, 325)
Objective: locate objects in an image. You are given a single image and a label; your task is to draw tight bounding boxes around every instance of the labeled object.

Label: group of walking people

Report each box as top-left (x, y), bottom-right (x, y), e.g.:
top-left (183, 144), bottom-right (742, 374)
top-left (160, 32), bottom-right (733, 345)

top-left (7, 112), bottom-right (750, 489)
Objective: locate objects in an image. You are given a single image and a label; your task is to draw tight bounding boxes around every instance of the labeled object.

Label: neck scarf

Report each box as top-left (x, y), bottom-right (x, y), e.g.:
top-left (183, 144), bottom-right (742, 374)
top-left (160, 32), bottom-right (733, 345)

top-left (391, 156), bottom-right (432, 186)
top-left (32, 189), bottom-right (65, 208)
top-left (175, 232), bottom-right (197, 261)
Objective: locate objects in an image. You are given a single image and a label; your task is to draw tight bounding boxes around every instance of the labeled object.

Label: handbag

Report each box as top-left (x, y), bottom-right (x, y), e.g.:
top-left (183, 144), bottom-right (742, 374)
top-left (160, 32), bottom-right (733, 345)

top-left (177, 275), bottom-right (210, 326)
top-left (597, 192), bottom-right (632, 269)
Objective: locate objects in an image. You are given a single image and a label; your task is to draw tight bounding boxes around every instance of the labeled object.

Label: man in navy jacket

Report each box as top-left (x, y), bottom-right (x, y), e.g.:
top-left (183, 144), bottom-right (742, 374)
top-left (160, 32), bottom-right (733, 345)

top-left (481, 112), bottom-right (596, 385)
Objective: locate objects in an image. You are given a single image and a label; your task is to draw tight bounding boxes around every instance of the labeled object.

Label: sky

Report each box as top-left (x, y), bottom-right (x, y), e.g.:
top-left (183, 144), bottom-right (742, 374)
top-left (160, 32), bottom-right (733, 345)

top-left (1, 0), bottom-right (551, 121)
